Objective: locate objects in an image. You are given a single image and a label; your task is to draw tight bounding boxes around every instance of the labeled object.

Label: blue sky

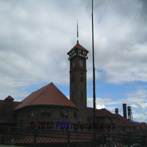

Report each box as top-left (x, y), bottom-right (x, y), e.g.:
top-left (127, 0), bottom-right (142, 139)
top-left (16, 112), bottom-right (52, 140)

top-left (0, 0), bottom-right (147, 122)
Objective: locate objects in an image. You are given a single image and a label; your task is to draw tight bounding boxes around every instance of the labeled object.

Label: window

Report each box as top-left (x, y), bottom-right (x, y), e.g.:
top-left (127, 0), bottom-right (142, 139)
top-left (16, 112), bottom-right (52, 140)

top-left (27, 109), bottom-right (34, 118)
top-left (65, 110), bottom-right (68, 118)
top-left (80, 73), bottom-right (83, 81)
top-left (41, 108), bottom-right (51, 117)
top-left (46, 108), bottom-right (51, 117)
top-left (60, 109), bottom-right (69, 118)
top-left (41, 109), bottom-right (46, 117)
top-left (60, 110), bottom-right (65, 117)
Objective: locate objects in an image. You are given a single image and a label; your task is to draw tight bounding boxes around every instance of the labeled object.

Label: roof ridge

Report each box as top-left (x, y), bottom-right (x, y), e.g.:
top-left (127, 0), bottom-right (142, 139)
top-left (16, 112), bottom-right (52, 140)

top-left (28, 83), bottom-right (51, 104)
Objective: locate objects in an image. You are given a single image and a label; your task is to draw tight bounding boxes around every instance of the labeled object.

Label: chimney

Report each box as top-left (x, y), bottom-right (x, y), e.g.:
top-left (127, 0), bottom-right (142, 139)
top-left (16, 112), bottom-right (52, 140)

top-left (115, 108), bottom-right (119, 114)
top-left (123, 103), bottom-right (127, 119)
top-left (128, 106), bottom-right (132, 121)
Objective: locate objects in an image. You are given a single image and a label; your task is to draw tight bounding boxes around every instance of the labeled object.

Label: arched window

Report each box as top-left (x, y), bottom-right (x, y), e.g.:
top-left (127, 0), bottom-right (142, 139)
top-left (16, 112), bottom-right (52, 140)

top-left (80, 73), bottom-right (83, 81)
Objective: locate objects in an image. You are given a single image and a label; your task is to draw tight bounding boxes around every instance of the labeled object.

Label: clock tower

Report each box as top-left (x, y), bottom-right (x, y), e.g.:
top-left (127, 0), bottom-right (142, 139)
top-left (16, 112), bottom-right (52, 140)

top-left (67, 42), bottom-right (89, 122)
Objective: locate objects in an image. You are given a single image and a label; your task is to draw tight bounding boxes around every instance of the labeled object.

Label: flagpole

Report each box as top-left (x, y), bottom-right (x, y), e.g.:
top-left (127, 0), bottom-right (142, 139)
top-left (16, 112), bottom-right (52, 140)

top-left (92, 0), bottom-right (96, 146)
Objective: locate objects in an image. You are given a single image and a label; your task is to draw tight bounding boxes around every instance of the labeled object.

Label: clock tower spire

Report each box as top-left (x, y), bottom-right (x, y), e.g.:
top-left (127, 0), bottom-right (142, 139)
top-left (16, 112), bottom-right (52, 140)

top-left (67, 43), bottom-right (89, 122)
top-left (77, 21), bottom-right (79, 44)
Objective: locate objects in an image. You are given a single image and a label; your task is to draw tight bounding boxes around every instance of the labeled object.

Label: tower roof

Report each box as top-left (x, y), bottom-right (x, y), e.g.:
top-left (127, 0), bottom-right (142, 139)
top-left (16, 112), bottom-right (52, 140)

top-left (5, 95), bottom-right (14, 101)
top-left (67, 42), bottom-right (89, 55)
top-left (14, 82), bottom-right (76, 110)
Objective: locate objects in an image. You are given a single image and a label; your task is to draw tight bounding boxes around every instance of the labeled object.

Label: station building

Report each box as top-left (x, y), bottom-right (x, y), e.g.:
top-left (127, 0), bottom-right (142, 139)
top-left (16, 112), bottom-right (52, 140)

top-left (0, 42), bottom-right (138, 135)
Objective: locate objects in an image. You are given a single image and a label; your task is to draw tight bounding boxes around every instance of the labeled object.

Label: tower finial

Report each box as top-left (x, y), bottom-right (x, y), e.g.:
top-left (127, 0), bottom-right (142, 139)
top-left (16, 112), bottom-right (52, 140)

top-left (77, 20), bottom-right (79, 44)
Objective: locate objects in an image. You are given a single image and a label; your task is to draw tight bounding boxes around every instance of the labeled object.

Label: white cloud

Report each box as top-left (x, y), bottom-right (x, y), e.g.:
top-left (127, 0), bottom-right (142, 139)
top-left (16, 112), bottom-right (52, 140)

top-left (131, 104), bottom-right (139, 109)
top-left (133, 113), bottom-right (147, 123)
top-left (96, 104), bottom-right (105, 109)
top-left (87, 85), bottom-right (147, 122)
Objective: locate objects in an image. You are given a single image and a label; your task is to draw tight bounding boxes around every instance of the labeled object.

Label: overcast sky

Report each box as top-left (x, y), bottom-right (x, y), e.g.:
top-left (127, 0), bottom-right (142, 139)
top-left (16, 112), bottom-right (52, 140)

top-left (0, 0), bottom-right (147, 123)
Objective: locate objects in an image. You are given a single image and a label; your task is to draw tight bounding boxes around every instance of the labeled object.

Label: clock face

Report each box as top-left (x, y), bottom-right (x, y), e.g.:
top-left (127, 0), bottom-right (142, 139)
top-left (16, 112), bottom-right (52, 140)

top-left (79, 60), bottom-right (84, 67)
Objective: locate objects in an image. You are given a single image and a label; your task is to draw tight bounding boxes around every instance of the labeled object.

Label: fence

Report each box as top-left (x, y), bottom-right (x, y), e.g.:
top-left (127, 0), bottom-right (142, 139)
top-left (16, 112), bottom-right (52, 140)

top-left (0, 126), bottom-right (146, 147)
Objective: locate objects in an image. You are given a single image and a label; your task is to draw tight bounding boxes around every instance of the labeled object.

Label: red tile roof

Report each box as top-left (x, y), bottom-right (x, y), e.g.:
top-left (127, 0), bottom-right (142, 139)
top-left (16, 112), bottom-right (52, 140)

top-left (137, 122), bottom-right (147, 129)
top-left (87, 107), bottom-right (115, 117)
top-left (14, 82), bottom-right (76, 110)
top-left (114, 114), bottom-right (135, 127)
top-left (13, 101), bottom-right (20, 109)
top-left (67, 42), bottom-right (89, 54)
